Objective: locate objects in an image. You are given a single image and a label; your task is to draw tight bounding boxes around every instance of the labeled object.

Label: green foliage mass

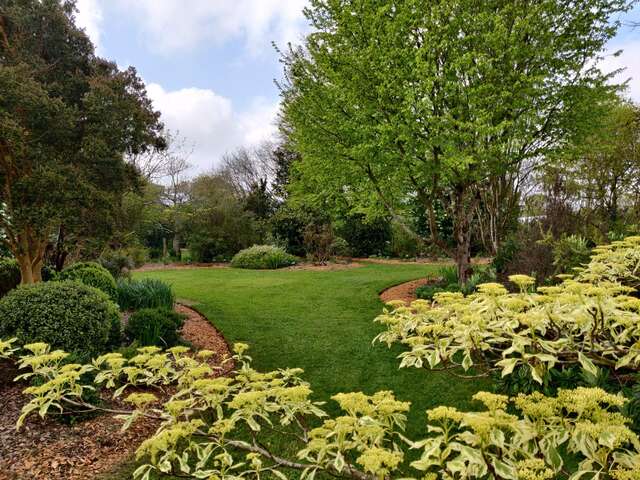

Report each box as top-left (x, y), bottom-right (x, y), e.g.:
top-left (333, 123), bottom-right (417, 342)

top-left (98, 252), bottom-right (136, 279)
top-left (551, 234), bottom-right (593, 275)
top-left (415, 265), bottom-right (496, 300)
top-left (0, 281), bottom-right (120, 358)
top-left (269, 204), bottom-right (330, 257)
top-left (230, 245), bottom-right (297, 270)
top-left (0, 0), bottom-right (164, 283)
top-left (59, 262), bottom-right (117, 300)
top-left (0, 258), bottom-right (20, 297)
top-left (280, 0), bottom-right (629, 282)
top-left (124, 308), bottom-right (185, 347)
top-left (98, 247), bottom-right (148, 278)
top-left (116, 278), bottom-right (175, 311)
top-left (182, 174), bottom-right (261, 262)
top-left (335, 213), bottom-right (391, 257)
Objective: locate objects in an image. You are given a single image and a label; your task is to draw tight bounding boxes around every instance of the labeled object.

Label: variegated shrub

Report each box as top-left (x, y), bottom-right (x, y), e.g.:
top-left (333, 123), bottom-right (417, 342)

top-left (375, 237), bottom-right (640, 385)
top-left (2, 340), bottom-right (640, 479)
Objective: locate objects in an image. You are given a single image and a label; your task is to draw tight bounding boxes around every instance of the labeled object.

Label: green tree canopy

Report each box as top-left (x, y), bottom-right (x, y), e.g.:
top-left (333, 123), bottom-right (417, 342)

top-left (0, 0), bottom-right (164, 283)
top-left (280, 0), bottom-right (630, 282)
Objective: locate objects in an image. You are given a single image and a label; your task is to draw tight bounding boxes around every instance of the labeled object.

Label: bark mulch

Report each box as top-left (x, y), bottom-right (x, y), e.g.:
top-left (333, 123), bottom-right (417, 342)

top-left (176, 303), bottom-right (234, 376)
top-left (379, 278), bottom-right (433, 305)
top-left (0, 304), bottom-right (232, 480)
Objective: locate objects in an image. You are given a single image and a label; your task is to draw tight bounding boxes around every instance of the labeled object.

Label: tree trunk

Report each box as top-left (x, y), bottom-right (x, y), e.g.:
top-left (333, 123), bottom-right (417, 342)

top-left (452, 187), bottom-right (475, 285)
top-left (15, 230), bottom-right (48, 285)
top-left (454, 221), bottom-right (472, 285)
top-left (17, 251), bottom-right (44, 284)
top-left (609, 181), bottom-right (618, 227)
top-left (172, 234), bottom-right (180, 256)
top-left (17, 255), bottom-right (34, 285)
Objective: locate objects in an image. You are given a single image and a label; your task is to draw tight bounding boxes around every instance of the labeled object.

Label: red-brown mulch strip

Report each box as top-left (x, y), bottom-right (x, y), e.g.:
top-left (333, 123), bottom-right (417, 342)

top-left (379, 278), bottom-right (433, 305)
top-left (176, 304), bottom-right (234, 376)
top-left (0, 304), bottom-right (232, 480)
top-left (284, 261), bottom-right (362, 271)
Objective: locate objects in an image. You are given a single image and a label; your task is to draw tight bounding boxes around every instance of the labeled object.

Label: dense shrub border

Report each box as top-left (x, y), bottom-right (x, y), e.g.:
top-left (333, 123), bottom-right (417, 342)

top-left (0, 281), bottom-right (120, 358)
top-left (230, 244), bottom-right (297, 269)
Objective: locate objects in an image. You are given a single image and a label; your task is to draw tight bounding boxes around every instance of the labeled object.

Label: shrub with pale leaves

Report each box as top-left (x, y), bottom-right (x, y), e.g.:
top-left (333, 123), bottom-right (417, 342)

top-left (2, 340), bottom-right (640, 479)
top-left (375, 237), bottom-right (640, 386)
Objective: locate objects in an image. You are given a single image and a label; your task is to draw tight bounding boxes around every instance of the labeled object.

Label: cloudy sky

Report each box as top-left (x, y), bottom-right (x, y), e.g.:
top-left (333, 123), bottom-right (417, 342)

top-left (74, 1), bottom-right (640, 173)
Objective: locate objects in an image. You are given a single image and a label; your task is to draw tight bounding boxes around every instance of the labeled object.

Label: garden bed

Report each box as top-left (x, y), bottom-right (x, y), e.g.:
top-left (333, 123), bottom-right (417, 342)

top-left (0, 304), bottom-right (231, 480)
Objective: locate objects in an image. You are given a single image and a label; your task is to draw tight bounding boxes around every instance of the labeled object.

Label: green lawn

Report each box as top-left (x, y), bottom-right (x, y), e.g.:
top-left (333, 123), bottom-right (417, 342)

top-left (136, 262), bottom-right (490, 439)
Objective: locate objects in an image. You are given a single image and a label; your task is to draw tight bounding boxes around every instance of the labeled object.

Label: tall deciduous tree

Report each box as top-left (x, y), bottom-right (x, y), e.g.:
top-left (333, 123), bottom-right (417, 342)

top-left (280, 0), bottom-right (630, 282)
top-left (0, 0), bottom-right (163, 283)
top-left (567, 98), bottom-right (640, 236)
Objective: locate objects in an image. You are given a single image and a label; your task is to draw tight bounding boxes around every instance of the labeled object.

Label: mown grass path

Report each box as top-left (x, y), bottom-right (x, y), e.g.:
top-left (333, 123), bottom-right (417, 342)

top-left (136, 262), bottom-right (490, 439)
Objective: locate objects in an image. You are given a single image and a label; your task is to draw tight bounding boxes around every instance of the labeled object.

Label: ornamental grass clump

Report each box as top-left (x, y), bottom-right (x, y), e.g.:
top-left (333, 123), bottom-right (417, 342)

top-left (116, 278), bottom-right (175, 311)
top-left (230, 245), bottom-right (297, 269)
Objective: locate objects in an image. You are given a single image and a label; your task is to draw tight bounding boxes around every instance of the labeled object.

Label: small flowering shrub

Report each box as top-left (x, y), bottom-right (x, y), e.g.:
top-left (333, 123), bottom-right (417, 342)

top-left (375, 237), bottom-right (640, 387)
top-left (2, 340), bottom-right (640, 479)
top-left (230, 245), bottom-right (297, 269)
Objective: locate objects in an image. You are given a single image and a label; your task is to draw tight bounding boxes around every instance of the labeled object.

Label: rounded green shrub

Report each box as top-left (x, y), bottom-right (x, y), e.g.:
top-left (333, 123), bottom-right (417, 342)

top-left (98, 251), bottom-right (135, 279)
top-left (0, 280), bottom-right (121, 357)
top-left (0, 258), bottom-right (20, 297)
top-left (116, 278), bottom-right (175, 311)
top-left (230, 245), bottom-right (297, 270)
top-left (59, 262), bottom-right (117, 300)
top-left (330, 236), bottom-right (352, 257)
top-left (125, 307), bottom-right (185, 347)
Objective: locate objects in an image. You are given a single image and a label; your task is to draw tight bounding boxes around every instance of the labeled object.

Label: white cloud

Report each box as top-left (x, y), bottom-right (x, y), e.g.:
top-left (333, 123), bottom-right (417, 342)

top-left (113, 0), bottom-right (308, 55)
top-left (147, 84), bottom-right (279, 172)
top-left (74, 0), bottom-right (103, 52)
top-left (599, 40), bottom-right (640, 102)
